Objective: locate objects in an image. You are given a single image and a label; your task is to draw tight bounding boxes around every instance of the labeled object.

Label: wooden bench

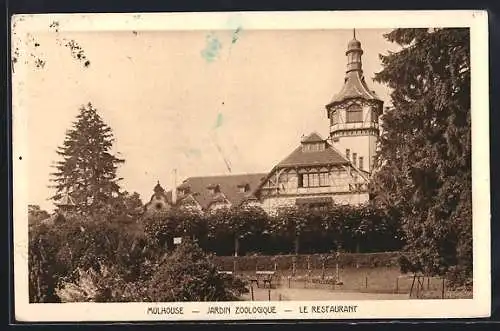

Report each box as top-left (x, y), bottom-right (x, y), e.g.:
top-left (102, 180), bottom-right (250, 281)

top-left (254, 271), bottom-right (275, 288)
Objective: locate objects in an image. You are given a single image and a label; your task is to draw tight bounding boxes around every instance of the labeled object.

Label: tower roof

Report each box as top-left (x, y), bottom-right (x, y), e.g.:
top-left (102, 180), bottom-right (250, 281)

top-left (347, 38), bottom-right (362, 53)
top-left (154, 181), bottom-right (165, 194)
top-left (327, 32), bottom-right (382, 107)
top-left (55, 191), bottom-right (76, 207)
top-left (328, 71), bottom-right (381, 106)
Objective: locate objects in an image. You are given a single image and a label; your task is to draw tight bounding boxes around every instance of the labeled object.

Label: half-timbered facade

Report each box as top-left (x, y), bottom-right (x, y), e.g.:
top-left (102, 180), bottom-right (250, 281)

top-left (147, 32), bottom-right (382, 215)
top-left (255, 132), bottom-right (370, 213)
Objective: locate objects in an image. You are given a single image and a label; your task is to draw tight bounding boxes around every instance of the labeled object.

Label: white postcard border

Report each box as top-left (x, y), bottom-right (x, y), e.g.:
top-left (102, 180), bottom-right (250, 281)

top-left (12, 10), bottom-right (490, 322)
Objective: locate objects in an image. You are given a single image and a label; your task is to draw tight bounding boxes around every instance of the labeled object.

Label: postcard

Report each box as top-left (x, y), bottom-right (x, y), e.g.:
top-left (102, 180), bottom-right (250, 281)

top-left (12, 10), bottom-right (490, 321)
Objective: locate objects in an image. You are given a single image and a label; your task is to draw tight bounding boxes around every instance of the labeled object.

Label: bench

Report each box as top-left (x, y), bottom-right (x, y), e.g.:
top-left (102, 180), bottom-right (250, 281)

top-left (252, 271), bottom-right (275, 288)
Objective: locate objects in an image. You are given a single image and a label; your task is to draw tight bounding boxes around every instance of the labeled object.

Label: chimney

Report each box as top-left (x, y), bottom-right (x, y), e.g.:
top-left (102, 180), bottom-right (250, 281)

top-left (172, 168), bottom-right (177, 205)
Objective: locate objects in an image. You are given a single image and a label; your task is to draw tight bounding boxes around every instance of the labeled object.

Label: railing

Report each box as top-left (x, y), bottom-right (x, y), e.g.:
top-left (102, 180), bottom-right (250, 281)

top-left (330, 121), bottom-right (379, 133)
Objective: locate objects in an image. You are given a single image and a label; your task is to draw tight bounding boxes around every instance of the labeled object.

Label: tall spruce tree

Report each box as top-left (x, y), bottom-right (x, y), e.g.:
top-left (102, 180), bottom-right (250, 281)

top-left (50, 103), bottom-right (125, 216)
top-left (372, 28), bottom-right (471, 284)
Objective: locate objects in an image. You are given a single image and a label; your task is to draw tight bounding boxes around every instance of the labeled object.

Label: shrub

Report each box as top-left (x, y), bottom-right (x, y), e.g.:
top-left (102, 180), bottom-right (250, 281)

top-left (56, 263), bottom-right (133, 302)
top-left (145, 239), bottom-right (248, 302)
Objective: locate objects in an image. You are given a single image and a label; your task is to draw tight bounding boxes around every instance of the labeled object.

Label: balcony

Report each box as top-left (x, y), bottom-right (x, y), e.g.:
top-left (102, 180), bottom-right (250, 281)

top-left (330, 121), bottom-right (379, 134)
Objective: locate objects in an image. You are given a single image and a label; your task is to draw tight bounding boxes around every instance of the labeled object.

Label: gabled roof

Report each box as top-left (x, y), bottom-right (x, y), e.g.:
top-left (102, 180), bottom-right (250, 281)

top-left (55, 192), bottom-right (76, 207)
top-left (278, 133), bottom-right (348, 168)
top-left (301, 132), bottom-right (324, 143)
top-left (166, 173), bottom-right (267, 210)
top-left (328, 71), bottom-right (381, 107)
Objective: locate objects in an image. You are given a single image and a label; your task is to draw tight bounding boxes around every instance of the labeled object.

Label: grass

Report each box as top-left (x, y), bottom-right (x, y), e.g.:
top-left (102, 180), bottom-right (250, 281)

top-left (233, 267), bottom-right (472, 299)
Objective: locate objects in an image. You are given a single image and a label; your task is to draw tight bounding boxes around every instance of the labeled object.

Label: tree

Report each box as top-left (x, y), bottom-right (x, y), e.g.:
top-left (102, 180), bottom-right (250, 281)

top-left (50, 102), bottom-right (125, 216)
top-left (372, 28), bottom-right (471, 284)
top-left (28, 205), bottom-right (50, 225)
top-left (271, 206), bottom-right (310, 255)
top-left (205, 206), bottom-right (268, 257)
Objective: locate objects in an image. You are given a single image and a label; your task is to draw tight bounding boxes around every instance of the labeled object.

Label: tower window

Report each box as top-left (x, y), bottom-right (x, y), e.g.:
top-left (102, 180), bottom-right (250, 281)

top-left (346, 149), bottom-right (350, 160)
top-left (359, 156), bottom-right (364, 170)
top-left (372, 109), bottom-right (379, 123)
top-left (353, 153), bottom-right (357, 167)
top-left (330, 110), bottom-right (338, 125)
top-left (346, 104), bottom-right (363, 123)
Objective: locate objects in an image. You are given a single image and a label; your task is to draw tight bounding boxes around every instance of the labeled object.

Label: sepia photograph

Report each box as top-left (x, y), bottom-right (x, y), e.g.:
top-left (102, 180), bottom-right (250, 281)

top-left (12, 11), bottom-right (490, 321)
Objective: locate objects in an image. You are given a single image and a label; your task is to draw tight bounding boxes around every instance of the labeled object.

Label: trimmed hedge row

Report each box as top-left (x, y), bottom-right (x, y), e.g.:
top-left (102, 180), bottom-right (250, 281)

top-left (211, 252), bottom-right (401, 272)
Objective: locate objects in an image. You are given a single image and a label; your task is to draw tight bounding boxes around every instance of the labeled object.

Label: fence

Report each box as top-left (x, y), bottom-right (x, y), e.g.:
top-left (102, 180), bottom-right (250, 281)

top-left (211, 252), bottom-right (401, 274)
top-left (241, 273), bottom-right (463, 301)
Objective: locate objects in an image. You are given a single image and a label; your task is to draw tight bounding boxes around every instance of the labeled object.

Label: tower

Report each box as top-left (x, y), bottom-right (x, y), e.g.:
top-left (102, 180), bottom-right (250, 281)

top-left (325, 30), bottom-right (383, 173)
top-left (54, 190), bottom-right (77, 219)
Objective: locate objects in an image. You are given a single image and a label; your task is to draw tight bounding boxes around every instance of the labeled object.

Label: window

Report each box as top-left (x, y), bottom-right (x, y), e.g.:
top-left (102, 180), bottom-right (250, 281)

top-left (319, 172), bottom-right (329, 186)
top-left (299, 172), bottom-right (330, 188)
top-left (303, 142), bottom-right (325, 152)
top-left (359, 156), bottom-right (364, 170)
top-left (346, 149), bottom-right (350, 160)
top-left (310, 203), bottom-right (328, 212)
top-left (352, 153), bottom-right (357, 167)
top-left (372, 109), bottom-right (379, 123)
top-left (346, 104), bottom-right (363, 123)
top-left (330, 110), bottom-right (338, 125)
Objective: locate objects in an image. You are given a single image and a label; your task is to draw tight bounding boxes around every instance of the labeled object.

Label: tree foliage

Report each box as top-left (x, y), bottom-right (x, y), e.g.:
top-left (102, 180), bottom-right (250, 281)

top-left (50, 102), bottom-right (125, 216)
top-left (372, 28), bottom-right (471, 284)
top-left (146, 239), bottom-right (248, 302)
top-left (28, 205), bottom-right (50, 225)
top-left (144, 203), bottom-right (402, 256)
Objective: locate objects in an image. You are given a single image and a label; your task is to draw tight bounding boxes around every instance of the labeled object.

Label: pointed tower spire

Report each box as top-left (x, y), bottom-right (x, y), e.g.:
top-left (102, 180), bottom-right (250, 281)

top-left (346, 30), bottom-right (363, 73)
top-left (353, 28), bottom-right (356, 39)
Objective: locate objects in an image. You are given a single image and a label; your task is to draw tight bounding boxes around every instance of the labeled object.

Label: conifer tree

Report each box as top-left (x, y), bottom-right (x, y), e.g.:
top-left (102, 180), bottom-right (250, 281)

top-left (372, 28), bottom-right (471, 284)
top-left (50, 103), bottom-right (125, 216)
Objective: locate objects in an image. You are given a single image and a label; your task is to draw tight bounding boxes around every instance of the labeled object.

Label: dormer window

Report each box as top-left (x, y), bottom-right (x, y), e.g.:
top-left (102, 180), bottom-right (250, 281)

top-left (302, 142), bottom-right (325, 153)
top-left (238, 183), bottom-right (250, 193)
top-left (207, 184), bottom-right (220, 195)
top-left (178, 187), bottom-right (190, 196)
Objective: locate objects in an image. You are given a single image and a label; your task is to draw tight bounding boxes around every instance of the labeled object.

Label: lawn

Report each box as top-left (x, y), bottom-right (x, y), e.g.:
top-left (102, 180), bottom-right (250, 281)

top-left (233, 267), bottom-right (471, 299)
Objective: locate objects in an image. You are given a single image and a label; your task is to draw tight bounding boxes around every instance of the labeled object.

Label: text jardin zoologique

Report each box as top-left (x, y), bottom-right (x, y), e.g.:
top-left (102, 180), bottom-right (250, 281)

top-left (146, 304), bottom-right (359, 315)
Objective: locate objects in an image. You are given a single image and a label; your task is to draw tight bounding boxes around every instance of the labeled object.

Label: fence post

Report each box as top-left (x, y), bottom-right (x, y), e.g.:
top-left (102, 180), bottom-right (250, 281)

top-left (395, 277), bottom-right (399, 294)
top-left (441, 278), bottom-right (445, 299)
top-left (365, 275), bottom-right (368, 289)
top-left (427, 277), bottom-right (430, 290)
top-left (288, 276), bottom-right (291, 289)
top-left (251, 285), bottom-right (254, 301)
top-left (410, 274), bottom-right (416, 298)
top-left (268, 288), bottom-right (271, 301)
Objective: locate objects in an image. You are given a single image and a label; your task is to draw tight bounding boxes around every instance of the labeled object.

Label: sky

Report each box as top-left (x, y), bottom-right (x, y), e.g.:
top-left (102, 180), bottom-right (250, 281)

top-left (16, 27), bottom-right (400, 211)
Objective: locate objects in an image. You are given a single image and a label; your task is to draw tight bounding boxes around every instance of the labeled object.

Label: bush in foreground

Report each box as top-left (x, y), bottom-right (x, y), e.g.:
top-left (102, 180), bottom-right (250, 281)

top-left (146, 239), bottom-right (248, 302)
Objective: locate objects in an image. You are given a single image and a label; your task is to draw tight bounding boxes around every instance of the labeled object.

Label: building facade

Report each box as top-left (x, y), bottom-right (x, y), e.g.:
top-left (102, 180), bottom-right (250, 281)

top-left (145, 33), bottom-right (382, 215)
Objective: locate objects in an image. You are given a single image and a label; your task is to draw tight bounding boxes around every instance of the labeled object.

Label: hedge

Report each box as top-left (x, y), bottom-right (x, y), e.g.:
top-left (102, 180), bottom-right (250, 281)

top-left (211, 252), bottom-right (401, 272)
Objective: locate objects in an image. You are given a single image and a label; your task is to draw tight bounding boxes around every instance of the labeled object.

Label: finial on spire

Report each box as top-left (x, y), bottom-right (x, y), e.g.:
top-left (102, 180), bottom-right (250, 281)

top-left (353, 28), bottom-right (356, 39)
